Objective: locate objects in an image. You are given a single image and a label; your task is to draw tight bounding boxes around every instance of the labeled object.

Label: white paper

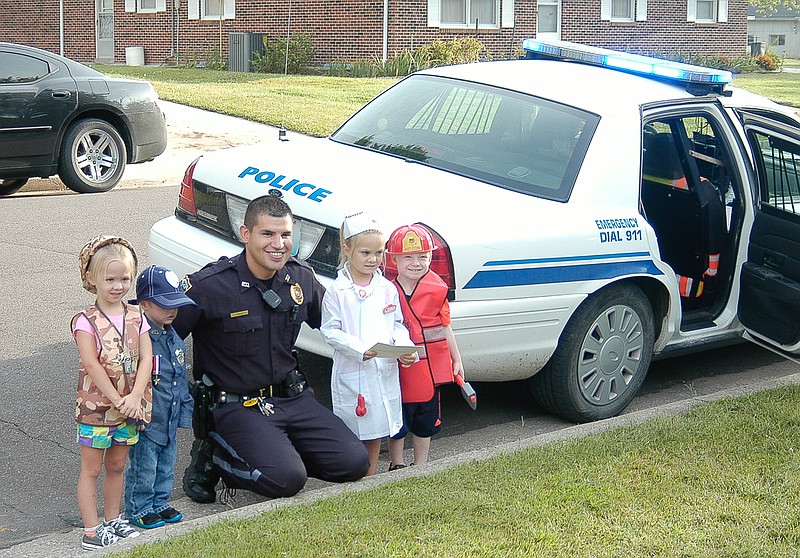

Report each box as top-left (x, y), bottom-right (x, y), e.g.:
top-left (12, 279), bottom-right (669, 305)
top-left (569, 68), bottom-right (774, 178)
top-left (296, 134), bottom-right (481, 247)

top-left (368, 342), bottom-right (421, 359)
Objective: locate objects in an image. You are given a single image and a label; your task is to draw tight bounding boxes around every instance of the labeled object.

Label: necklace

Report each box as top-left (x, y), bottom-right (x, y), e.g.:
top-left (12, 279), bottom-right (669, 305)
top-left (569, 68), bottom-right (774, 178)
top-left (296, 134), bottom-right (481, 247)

top-left (97, 304), bottom-right (133, 375)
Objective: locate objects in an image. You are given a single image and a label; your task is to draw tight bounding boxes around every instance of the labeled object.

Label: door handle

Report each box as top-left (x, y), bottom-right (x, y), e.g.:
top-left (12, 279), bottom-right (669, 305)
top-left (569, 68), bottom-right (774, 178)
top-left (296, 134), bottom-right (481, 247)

top-left (51, 90), bottom-right (72, 99)
top-left (763, 250), bottom-right (784, 271)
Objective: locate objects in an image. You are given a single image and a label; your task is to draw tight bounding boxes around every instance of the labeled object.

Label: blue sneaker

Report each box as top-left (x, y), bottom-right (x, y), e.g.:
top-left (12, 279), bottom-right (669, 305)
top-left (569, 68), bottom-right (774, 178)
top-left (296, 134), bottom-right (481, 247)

top-left (130, 513), bottom-right (166, 529)
top-left (159, 506), bottom-right (183, 523)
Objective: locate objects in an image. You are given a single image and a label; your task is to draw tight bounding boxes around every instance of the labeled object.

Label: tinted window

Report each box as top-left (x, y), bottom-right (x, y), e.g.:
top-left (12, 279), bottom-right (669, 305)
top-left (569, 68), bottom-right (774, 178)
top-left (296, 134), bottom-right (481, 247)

top-left (0, 52), bottom-right (50, 84)
top-left (331, 75), bottom-right (599, 202)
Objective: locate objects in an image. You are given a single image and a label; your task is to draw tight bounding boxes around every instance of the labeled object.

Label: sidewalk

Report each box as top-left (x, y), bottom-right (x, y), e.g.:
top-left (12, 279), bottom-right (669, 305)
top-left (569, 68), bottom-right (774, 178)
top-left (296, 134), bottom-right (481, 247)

top-left (16, 100), bottom-right (280, 196)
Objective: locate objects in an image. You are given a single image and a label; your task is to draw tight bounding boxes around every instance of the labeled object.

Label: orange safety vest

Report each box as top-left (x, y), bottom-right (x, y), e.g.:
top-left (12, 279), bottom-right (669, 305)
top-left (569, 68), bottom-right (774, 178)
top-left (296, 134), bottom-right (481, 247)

top-left (677, 253), bottom-right (719, 298)
top-left (648, 175), bottom-right (721, 299)
top-left (393, 272), bottom-right (454, 403)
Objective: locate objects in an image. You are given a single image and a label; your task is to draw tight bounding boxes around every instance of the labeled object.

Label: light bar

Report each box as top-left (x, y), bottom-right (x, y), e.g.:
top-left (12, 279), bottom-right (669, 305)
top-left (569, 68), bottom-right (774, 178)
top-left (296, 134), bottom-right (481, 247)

top-left (522, 39), bottom-right (733, 88)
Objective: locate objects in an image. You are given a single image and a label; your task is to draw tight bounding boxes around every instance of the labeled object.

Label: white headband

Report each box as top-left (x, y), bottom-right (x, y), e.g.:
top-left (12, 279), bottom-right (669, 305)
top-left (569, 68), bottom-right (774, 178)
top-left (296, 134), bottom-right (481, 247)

top-left (343, 212), bottom-right (383, 240)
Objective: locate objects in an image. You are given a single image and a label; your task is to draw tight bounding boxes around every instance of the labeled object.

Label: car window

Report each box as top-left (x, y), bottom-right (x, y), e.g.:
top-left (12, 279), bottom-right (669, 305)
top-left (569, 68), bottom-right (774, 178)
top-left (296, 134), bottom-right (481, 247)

top-left (331, 75), bottom-right (599, 202)
top-left (0, 52), bottom-right (50, 84)
top-left (749, 131), bottom-right (800, 214)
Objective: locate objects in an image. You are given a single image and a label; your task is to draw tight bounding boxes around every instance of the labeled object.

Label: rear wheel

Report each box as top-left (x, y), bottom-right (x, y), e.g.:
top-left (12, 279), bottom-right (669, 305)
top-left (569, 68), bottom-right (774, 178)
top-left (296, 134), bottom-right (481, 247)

top-left (0, 178), bottom-right (28, 196)
top-left (530, 283), bottom-right (655, 422)
top-left (58, 119), bottom-right (126, 193)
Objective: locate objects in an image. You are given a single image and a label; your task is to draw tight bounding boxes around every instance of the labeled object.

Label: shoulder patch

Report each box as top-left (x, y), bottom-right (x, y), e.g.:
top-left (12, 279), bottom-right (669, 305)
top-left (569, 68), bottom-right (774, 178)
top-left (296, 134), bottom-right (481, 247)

top-left (180, 276), bottom-right (192, 292)
top-left (191, 256), bottom-right (238, 283)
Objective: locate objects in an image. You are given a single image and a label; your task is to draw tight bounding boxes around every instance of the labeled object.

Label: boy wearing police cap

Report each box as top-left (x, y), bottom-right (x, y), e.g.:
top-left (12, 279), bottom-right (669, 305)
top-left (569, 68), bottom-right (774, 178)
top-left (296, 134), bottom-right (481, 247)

top-left (125, 266), bottom-right (195, 529)
top-left (173, 194), bottom-right (369, 503)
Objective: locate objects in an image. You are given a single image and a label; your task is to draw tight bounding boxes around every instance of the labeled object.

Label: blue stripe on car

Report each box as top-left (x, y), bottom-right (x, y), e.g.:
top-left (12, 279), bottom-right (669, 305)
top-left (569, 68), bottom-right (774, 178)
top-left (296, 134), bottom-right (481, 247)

top-left (464, 258), bottom-right (662, 289)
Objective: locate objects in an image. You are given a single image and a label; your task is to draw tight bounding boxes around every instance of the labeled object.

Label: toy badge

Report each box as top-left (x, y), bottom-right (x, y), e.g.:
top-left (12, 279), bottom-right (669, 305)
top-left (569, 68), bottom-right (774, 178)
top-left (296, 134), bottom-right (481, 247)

top-left (291, 283), bottom-right (304, 304)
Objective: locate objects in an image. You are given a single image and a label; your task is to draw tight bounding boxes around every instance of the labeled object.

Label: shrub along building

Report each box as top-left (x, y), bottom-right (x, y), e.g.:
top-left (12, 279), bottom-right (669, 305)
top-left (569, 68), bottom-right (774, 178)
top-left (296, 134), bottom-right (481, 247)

top-left (1, 0), bottom-right (747, 67)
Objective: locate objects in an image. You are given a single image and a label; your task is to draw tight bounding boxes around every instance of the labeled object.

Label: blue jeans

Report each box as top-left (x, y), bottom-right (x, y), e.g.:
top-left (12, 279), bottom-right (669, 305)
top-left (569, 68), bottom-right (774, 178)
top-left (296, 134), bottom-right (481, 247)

top-left (124, 435), bottom-right (177, 520)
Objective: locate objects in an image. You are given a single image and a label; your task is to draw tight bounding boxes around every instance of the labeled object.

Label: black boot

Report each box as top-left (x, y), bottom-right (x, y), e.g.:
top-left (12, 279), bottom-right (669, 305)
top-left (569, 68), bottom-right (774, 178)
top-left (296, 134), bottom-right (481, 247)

top-left (183, 438), bottom-right (219, 503)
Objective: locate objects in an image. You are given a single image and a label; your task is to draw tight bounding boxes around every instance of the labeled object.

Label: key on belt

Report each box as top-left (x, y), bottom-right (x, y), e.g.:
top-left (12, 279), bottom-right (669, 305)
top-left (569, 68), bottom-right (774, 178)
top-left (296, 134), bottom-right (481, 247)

top-left (243, 396), bottom-right (274, 416)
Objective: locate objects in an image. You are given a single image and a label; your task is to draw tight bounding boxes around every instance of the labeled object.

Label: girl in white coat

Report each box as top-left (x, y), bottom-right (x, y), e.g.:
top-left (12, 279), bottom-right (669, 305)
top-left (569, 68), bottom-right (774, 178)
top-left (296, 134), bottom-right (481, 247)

top-left (321, 212), bottom-right (417, 476)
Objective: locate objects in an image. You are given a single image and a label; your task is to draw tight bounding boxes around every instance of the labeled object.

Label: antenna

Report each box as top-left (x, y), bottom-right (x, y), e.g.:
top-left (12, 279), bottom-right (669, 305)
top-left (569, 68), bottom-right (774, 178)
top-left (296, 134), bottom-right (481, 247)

top-left (278, 0), bottom-right (291, 141)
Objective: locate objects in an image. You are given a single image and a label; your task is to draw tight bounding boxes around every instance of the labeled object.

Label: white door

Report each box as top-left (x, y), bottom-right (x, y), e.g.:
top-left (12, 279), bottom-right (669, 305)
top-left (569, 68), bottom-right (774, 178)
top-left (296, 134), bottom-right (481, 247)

top-left (96, 0), bottom-right (114, 62)
top-left (537, 0), bottom-right (560, 40)
top-left (738, 112), bottom-right (800, 357)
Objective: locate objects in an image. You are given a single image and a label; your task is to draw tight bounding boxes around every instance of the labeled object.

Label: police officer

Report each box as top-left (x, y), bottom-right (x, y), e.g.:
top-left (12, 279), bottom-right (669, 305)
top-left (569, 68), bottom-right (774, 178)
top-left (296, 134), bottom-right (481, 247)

top-left (174, 194), bottom-right (369, 502)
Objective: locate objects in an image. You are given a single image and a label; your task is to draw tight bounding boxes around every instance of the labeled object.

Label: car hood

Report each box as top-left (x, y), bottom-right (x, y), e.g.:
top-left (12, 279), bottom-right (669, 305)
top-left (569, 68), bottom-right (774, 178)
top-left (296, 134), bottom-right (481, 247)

top-left (191, 132), bottom-right (570, 237)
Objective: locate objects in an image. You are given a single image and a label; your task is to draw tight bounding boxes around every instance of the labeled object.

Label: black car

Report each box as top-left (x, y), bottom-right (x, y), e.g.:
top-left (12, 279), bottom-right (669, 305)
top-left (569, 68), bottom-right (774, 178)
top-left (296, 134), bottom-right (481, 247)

top-left (0, 42), bottom-right (167, 196)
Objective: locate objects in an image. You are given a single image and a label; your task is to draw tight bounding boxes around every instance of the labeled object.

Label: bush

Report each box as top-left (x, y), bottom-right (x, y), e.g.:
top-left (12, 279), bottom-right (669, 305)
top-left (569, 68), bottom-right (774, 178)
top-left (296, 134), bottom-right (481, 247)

top-left (183, 49), bottom-right (226, 70)
top-left (754, 52), bottom-right (781, 71)
top-left (324, 37), bottom-right (489, 78)
top-left (252, 34), bottom-right (315, 74)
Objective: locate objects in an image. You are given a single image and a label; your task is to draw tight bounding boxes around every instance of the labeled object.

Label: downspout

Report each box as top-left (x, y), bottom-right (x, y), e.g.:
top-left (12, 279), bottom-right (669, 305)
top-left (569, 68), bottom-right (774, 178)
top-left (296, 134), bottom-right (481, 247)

top-left (59, 0), bottom-right (64, 56)
top-left (382, 0), bottom-right (388, 62)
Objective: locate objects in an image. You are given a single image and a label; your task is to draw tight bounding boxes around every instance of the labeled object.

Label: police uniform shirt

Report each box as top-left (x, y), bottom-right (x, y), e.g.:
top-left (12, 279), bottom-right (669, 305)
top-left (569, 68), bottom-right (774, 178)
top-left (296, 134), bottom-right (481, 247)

top-left (172, 251), bottom-right (324, 394)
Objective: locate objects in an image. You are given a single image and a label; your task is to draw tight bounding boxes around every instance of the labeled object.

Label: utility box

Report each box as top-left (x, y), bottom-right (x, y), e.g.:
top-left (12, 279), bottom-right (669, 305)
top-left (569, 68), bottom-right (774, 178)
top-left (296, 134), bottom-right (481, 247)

top-left (229, 32), bottom-right (266, 72)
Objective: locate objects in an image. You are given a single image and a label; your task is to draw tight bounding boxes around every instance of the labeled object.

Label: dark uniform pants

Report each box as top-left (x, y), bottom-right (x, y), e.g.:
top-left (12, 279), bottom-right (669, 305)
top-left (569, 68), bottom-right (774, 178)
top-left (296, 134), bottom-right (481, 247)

top-left (209, 390), bottom-right (369, 498)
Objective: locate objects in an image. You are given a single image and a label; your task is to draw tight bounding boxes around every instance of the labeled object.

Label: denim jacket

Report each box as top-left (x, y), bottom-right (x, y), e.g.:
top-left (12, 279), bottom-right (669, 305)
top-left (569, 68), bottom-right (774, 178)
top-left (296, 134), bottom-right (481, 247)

top-left (143, 323), bottom-right (193, 446)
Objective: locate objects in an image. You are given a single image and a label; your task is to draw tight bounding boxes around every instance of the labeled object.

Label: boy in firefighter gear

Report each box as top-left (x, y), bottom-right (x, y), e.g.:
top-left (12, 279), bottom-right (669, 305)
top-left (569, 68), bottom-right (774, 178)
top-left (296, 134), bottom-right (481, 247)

top-left (125, 265), bottom-right (195, 529)
top-left (173, 194), bottom-right (369, 503)
top-left (72, 236), bottom-right (152, 549)
top-left (386, 224), bottom-right (464, 470)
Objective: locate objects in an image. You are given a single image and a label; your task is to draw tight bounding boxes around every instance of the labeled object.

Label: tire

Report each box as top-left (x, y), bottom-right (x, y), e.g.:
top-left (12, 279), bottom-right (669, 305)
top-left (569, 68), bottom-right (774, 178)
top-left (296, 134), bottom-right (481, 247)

top-left (0, 178), bottom-right (28, 196)
top-left (58, 119), bottom-right (127, 193)
top-left (530, 283), bottom-right (655, 423)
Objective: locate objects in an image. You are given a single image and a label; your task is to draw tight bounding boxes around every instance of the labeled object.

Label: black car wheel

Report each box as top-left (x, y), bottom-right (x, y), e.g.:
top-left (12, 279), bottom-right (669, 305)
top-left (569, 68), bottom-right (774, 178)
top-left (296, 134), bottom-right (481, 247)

top-left (530, 283), bottom-right (655, 423)
top-left (0, 178), bottom-right (28, 196)
top-left (58, 119), bottom-right (127, 193)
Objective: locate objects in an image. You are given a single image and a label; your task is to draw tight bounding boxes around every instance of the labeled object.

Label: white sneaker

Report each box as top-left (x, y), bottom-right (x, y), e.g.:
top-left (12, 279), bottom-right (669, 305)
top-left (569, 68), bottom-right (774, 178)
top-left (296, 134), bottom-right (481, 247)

top-left (81, 523), bottom-right (119, 550)
top-left (104, 515), bottom-right (141, 538)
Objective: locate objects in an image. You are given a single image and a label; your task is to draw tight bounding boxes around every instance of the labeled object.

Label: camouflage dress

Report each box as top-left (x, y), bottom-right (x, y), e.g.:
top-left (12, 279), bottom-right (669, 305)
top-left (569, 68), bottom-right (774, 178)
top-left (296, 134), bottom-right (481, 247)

top-left (72, 303), bottom-right (152, 426)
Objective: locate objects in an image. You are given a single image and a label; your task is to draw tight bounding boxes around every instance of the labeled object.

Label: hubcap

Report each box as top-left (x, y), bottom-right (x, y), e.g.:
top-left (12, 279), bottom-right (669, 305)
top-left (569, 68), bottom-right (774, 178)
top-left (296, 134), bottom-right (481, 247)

top-left (75, 130), bottom-right (120, 183)
top-left (578, 304), bottom-right (644, 406)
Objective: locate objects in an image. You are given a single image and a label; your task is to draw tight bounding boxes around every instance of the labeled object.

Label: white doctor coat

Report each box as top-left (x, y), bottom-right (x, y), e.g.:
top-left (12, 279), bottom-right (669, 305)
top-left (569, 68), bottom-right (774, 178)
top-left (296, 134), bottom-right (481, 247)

top-left (320, 267), bottom-right (413, 440)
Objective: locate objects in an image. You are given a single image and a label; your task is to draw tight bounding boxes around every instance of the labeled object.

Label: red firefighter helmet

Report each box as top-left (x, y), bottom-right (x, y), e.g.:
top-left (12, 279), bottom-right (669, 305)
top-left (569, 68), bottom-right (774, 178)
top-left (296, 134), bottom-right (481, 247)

top-left (387, 224), bottom-right (438, 255)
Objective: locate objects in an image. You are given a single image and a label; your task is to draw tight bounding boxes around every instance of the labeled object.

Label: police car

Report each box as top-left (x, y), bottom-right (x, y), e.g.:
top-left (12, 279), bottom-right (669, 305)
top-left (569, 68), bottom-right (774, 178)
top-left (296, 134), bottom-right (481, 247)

top-left (149, 39), bottom-right (800, 423)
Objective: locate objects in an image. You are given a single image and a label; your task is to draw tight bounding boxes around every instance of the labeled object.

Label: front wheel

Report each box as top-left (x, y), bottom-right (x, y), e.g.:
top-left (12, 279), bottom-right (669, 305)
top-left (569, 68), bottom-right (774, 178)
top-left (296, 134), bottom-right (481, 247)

top-left (0, 178), bottom-right (28, 196)
top-left (58, 119), bottom-right (127, 193)
top-left (530, 283), bottom-right (655, 423)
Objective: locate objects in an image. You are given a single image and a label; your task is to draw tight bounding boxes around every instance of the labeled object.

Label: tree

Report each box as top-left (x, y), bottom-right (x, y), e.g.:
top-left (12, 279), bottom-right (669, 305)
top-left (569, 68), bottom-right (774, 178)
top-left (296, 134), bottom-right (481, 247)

top-left (750, 0), bottom-right (800, 14)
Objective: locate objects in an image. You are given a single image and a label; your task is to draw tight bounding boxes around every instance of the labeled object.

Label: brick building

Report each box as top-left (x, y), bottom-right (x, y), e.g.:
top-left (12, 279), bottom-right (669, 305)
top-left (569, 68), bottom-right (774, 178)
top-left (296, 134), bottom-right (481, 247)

top-left (0, 0), bottom-right (747, 66)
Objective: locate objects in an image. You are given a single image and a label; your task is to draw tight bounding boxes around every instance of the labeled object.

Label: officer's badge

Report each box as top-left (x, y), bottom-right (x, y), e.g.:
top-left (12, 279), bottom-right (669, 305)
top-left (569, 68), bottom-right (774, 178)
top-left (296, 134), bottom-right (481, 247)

top-left (180, 276), bottom-right (192, 292)
top-left (176, 348), bottom-right (185, 365)
top-left (291, 283), bottom-right (304, 305)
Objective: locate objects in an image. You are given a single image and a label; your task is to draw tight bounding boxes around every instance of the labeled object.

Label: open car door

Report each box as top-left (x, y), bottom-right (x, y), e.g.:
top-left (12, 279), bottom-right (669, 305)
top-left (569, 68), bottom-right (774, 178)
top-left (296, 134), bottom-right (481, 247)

top-left (738, 111), bottom-right (800, 358)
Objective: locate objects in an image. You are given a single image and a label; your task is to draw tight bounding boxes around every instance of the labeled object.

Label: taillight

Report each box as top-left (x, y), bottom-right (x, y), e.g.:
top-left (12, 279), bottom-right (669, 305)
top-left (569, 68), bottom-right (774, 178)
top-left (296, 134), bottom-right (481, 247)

top-left (177, 158), bottom-right (199, 215)
top-left (384, 224), bottom-right (456, 293)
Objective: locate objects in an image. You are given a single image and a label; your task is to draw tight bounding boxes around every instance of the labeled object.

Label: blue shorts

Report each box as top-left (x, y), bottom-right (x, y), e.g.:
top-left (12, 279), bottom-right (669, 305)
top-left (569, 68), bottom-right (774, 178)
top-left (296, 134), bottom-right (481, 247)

top-left (77, 419), bottom-right (139, 449)
top-left (391, 390), bottom-right (442, 439)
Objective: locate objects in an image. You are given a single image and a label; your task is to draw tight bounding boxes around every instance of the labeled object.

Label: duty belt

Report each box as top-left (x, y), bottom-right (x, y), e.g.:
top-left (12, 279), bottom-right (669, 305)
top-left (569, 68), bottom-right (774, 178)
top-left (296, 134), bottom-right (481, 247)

top-left (214, 370), bottom-right (307, 404)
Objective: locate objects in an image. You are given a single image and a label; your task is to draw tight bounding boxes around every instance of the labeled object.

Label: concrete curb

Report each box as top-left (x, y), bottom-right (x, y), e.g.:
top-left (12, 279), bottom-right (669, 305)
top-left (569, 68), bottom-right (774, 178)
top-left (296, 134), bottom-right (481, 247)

top-left (5, 370), bottom-right (799, 558)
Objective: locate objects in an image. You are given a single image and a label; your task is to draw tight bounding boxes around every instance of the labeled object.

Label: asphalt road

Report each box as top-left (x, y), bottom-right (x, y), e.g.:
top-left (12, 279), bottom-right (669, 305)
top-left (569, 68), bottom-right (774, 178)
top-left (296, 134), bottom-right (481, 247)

top-left (1, 103), bottom-right (797, 556)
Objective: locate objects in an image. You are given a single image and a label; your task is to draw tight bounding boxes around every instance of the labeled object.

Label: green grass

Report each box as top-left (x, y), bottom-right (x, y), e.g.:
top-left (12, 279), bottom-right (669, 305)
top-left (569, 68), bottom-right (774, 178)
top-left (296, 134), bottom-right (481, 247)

top-left (731, 70), bottom-right (800, 109)
top-left (94, 65), bottom-right (397, 137)
top-left (114, 385), bottom-right (800, 558)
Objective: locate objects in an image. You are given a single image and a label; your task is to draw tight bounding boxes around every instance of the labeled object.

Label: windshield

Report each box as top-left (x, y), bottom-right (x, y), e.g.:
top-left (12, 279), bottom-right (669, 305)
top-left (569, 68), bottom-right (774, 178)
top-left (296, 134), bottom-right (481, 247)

top-left (331, 74), bottom-right (599, 201)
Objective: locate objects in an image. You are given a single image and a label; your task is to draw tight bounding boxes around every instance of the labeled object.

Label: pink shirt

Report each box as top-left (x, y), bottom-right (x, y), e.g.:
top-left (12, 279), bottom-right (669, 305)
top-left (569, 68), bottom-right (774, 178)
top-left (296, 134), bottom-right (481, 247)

top-left (73, 311), bottom-right (150, 352)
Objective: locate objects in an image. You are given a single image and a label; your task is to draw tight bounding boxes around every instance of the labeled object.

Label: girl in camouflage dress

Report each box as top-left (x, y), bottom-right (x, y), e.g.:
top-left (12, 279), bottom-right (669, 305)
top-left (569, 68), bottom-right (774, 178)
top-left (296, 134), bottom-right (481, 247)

top-left (71, 236), bottom-right (153, 550)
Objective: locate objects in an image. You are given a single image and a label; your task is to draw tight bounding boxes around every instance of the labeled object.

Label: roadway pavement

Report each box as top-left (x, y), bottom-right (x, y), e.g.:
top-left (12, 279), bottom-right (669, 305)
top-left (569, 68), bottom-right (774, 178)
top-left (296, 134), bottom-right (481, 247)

top-left (4, 100), bottom-right (800, 557)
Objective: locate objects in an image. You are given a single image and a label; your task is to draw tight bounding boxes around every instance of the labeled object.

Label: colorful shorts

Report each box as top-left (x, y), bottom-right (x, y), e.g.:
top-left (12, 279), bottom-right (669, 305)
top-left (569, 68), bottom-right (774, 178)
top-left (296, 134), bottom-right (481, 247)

top-left (77, 419), bottom-right (139, 449)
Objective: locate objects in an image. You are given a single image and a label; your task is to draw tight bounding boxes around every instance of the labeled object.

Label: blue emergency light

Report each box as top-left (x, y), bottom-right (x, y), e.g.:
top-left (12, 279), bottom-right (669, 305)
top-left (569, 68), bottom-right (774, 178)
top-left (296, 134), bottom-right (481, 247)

top-left (522, 39), bottom-right (733, 95)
